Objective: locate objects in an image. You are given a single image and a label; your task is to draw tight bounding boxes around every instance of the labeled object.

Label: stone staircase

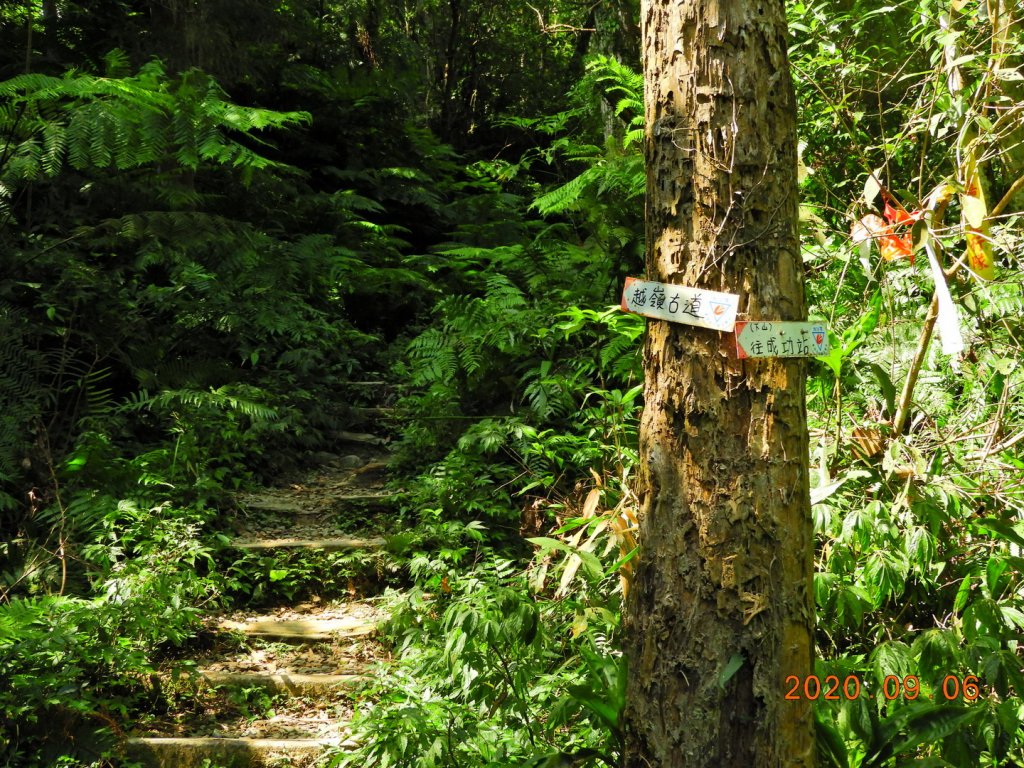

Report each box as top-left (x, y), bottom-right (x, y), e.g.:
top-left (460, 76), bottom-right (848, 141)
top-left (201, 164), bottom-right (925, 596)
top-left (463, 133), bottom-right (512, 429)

top-left (123, 438), bottom-right (399, 767)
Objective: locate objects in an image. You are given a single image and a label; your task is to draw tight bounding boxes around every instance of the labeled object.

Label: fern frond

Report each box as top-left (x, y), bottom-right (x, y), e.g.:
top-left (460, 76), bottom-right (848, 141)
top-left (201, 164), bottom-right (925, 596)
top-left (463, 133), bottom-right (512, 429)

top-left (41, 123), bottom-right (65, 176)
top-left (624, 128), bottom-right (644, 148)
top-left (119, 387), bottom-right (278, 422)
top-left (615, 97), bottom-right (643, 117)
top-left (0, 62), bottom-right (308, 185)
top-left (531, 165), bottom-right (605, 216)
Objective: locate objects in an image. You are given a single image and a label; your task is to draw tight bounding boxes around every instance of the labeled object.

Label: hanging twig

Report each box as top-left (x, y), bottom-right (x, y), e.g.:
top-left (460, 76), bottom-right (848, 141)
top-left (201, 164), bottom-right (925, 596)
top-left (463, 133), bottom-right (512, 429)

top-left (525, 2), bottom-right (595, 34)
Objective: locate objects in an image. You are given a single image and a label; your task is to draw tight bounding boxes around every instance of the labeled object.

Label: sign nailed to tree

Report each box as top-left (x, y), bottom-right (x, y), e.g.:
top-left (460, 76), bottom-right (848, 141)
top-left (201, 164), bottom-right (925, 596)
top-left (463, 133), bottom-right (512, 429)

top-left (734, 321), bottom-right (830, 359)
top-left (620, 277), bottom-right (739, 332)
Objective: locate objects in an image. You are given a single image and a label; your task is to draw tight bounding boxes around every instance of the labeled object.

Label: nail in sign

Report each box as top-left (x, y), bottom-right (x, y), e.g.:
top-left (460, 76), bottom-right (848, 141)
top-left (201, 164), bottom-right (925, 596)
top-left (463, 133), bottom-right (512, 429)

top-left (734, 321), bottom-right (830, 359)
top-left (621, 277), bottom-right (739, 332)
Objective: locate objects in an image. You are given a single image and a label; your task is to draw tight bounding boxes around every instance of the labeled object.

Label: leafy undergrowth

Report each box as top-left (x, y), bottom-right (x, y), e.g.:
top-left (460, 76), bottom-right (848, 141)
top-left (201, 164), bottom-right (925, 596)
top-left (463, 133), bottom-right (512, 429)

top-left (0, 498), bottom-right (221, 765)
top-left (333, 558), bottom-right (625, 768)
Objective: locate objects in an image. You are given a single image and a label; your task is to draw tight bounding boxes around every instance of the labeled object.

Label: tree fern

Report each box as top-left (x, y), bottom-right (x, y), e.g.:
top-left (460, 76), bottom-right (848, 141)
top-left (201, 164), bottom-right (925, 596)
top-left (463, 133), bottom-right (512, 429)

top-left (408, 274), bottom-right (532, 389)
top-left (120, 386), bottom-right (278, 423)
top-left (33, 489), bottom-right (112, 543)
top-left (481, 274), bottom-right (527, 311)
top-left (408, 328), bottom-right (460, 386)
top-left (531, 165), bottom-right (606, 216)
top-left (588, 55), bottom-right (645, 108)
top-left (0, 597), bottom-right (58, 643)
top-left (0, 58), bottom-right (310, 190)
top-left (525, 56), bottom-right (647, 223)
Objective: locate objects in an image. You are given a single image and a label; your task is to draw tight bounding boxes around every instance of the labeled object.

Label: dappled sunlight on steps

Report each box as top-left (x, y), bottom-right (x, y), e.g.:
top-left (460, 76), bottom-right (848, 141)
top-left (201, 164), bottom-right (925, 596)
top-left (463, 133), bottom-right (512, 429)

top-left (122, 441), bottom-right (397, 767)
top-left (125, 736), bottom-right (347, 768)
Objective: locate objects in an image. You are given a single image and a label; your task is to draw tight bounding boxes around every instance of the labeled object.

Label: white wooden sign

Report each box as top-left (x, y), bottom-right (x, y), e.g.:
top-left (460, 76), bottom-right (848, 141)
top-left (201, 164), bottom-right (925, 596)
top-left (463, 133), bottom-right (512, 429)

top-left (620, 277), bottom-right (739, 332)
top-left (734, 321), bottom-right (830, 359)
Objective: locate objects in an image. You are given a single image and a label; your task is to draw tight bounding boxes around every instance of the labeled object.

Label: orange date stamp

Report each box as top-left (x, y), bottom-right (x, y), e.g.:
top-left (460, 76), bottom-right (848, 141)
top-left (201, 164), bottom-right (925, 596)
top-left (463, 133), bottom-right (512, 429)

top-left (784, 674), bottom-right (982, 701)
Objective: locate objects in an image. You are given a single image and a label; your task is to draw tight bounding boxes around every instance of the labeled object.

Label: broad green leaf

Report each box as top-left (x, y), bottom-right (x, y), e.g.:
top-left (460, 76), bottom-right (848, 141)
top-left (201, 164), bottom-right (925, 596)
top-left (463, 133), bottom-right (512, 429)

top-left (871, 640), bottom-right (913, 681)
top-left (953, 575), bottom-right (973, 614)
top-left (815, 711), bottom-right (850, 768)
top-left (867, 363), bottom-right (897, 415)
top-left (884, 704), bottom-right (981, 758)
top-left (718, 654), bottom-right (745, 689)
top-left (842, 292), bottom-right (882, 356)
top-left (912, 629), bottom-right (959, 674)
top-left (814, 572), bottom-right (838, 608)
top-left (986, 556), bottom-right (1008, 597)
top-left (816, 342), bottom-right (844, 377)
top-left (567, 685), bottom-right (620, 730)
top-left (972, 518), bottom-right (1024, 548)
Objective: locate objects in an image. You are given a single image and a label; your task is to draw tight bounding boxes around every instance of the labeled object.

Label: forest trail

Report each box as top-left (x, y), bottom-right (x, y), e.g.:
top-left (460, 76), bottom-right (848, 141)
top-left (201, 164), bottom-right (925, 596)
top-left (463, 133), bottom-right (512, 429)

top-left (123, 430), bottom-right (399, 768)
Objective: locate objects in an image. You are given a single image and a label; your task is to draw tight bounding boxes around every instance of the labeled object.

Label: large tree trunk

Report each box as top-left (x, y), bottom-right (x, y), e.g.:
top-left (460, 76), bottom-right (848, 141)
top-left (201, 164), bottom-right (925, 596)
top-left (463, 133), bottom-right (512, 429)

top-left (621, 0), bottom-right (815, 765)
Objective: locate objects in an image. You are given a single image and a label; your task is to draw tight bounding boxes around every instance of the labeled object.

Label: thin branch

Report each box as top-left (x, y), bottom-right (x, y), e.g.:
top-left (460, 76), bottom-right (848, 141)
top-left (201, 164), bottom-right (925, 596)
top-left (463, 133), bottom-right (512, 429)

top-left (525, 2), bottom-right (595, 34)
top-left (991, 173), bottom-right (1024, 217)
top-left (986, 428), bottom-right (1024, 456)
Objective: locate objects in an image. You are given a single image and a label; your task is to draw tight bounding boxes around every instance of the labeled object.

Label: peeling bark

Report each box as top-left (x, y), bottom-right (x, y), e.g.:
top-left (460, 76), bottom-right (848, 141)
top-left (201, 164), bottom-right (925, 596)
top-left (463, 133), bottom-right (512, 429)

top-left (621, 0), bottom-right (814, 765)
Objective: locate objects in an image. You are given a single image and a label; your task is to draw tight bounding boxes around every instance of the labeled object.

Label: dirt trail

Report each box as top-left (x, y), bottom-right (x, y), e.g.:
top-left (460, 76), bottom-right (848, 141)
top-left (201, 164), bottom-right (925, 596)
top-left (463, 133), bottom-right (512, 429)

top-left (124, 440), bottom-right (399, 767)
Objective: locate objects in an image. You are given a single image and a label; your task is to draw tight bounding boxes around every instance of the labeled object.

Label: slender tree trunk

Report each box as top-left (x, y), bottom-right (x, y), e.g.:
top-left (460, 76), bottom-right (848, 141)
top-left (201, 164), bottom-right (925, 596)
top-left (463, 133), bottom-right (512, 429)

top-left (570, 0), bottom-right (640, 73)
top-left (621, 0), bottom-right (814, 764)
top-left (438, 0), bottom-right (462, 139)
top-left (988, 0), bottom-right (1024, 211)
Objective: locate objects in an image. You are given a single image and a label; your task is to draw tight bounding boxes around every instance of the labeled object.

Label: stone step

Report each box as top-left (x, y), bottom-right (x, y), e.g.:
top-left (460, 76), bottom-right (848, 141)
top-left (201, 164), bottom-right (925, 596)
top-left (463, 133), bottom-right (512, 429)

top-left (334, 430), bottom-right (388, 446)
top-left (231, 536), bottom-right (387, 551)
top-left (218, 617), bottom-right (377, 643)
top-left (125, 736), bottom-right (342, 768)
top-left (242, 493), bottom-right (401, 515)
top-left (324, 493), bottom-right (401, 510)
top-left (198, 670), bottom-right (369, 696)
top-left (353, 406), bottom-right (395, 417)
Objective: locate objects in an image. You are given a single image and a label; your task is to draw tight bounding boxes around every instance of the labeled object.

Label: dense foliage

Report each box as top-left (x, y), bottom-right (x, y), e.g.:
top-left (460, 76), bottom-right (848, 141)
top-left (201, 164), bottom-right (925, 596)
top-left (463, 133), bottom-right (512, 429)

top-left (0, 0), bottom-right (1022, 766)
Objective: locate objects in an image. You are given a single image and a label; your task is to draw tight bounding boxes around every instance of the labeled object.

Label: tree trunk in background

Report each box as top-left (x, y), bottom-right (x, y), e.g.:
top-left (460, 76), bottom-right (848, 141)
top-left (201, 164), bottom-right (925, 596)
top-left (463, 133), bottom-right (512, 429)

top-left (438, 0), bottom-right (463, 140)
top-left (571, 0), bottom-right (641, 72)
top-left (621, 0), bottom-right (814, 764)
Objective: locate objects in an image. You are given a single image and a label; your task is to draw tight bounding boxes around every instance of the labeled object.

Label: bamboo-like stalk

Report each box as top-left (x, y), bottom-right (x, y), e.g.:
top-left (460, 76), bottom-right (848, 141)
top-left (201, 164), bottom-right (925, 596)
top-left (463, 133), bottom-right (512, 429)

top-left (893, 293), bottom-right (940, 436)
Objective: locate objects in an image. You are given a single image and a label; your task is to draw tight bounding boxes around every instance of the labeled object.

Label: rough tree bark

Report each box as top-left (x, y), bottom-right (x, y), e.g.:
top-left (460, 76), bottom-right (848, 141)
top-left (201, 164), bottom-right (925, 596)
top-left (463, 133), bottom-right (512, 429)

top-left (621, 0), bottom-right (815, 765)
